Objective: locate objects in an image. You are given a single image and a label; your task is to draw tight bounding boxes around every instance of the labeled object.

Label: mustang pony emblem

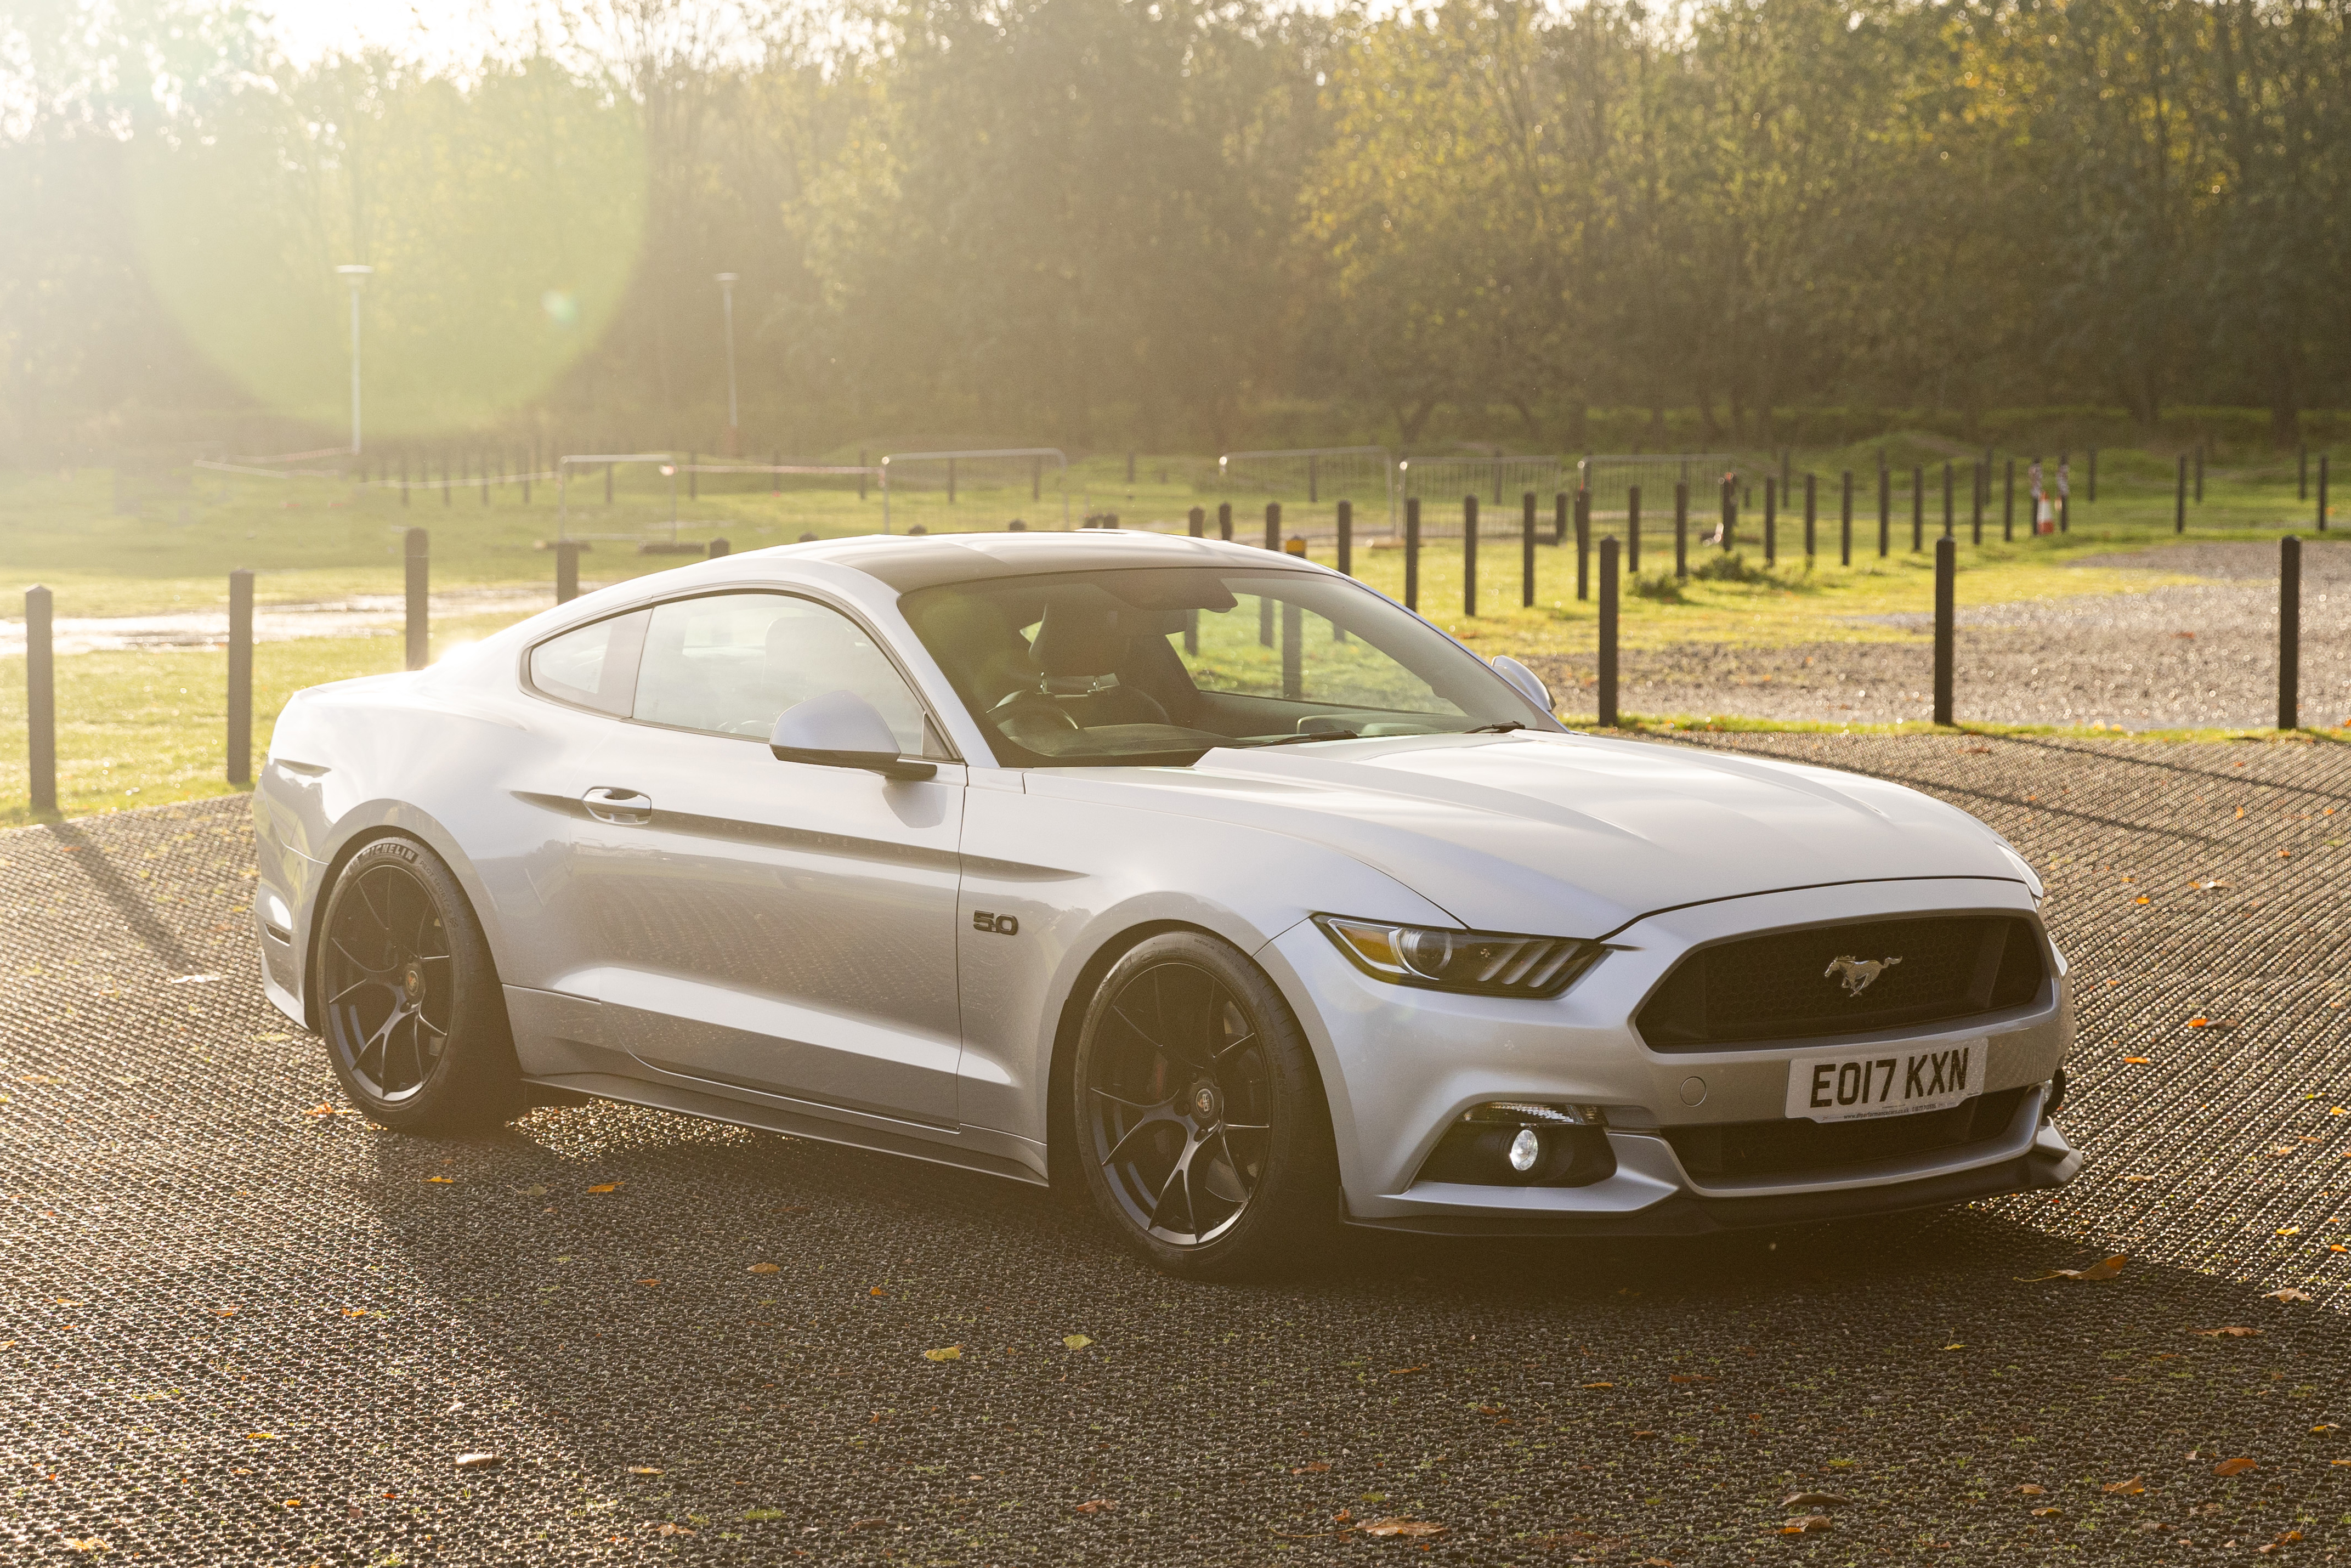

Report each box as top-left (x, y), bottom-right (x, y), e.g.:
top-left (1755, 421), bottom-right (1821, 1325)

top-left (1824, 954), bottom-right (1902, 998)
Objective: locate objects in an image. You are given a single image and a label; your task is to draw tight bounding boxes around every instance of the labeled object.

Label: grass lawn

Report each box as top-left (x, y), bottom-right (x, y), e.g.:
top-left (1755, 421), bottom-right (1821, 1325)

top-left (0, 438), bottom-right (2335, 823)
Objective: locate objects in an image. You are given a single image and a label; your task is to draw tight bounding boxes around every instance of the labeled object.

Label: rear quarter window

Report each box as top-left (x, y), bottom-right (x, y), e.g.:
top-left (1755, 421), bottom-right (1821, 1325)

top-left (526, 609), bottom-right (649, 716)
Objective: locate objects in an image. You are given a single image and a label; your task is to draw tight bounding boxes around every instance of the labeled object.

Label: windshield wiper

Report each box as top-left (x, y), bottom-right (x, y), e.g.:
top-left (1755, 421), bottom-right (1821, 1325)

top-left (1461, 721), bottom-right (1526, 735)
top-left (1240, 730), bottom-right (1362, 748)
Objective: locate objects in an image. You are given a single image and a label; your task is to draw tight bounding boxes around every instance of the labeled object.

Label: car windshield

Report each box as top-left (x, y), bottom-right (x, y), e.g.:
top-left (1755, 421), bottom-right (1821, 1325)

top-left (899, 565), bottom-right (1557, 767)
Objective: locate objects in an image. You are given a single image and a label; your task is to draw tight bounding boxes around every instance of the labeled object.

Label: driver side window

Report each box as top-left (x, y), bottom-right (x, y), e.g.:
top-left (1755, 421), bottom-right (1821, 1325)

top-left (633, 592), bottom-right (935, 754)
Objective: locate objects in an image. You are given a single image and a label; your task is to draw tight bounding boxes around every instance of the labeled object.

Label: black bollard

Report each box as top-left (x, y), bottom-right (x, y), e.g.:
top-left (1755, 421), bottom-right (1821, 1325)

top-left (1941, 461), bottom-right (1953, 537)
top-left (1463, 495), bottom-right (1478, 618)
top-left (228, 569), bottom-right (252, 785)
top-left (1764, 476), bottom-right (1777, 565)
top-left (2319, 456), bottom-right (2330, 531)
top-left (27, 585), bottom-right (55, 814)
top-left (2003, 457), bottom-right (2014, 541)
top-left (1627, 485), bottom-right (1642, 574)
top-left (2279, 536), bottom-right (2301, 731)
top-left (1553, 491), bottom-right (1568, 547)
top-left (1674, 482), bottom-right (1689, 580)
top-left (708, 537), bottom-right (730, 558)
top-left (1912, 465), bottom-right (1924, 551)
top-left (1803, 472), bottom-right (1816, 559)
top-left (1933, 537), bottom-right (1955, 726)
top-left (2175, 454), bottom-right (2186, 533)
top-left (1878, 466), bottom-right (1891, 557)
top-left (556, 540), bottom-right (580, 604)
top-left (1520, 491), bottom-right (1536, 608)
top-left (1840, 471), bottom-right (1853, 567)
top-left (1217, 502), bottom-right (1232, 542)
top-left (1574, 491), bottom-right (1590, 602)
top-left (1336, 500), bottom-right (1352, 577)
top-left (1261, 503), bottom-right (1280, 646)
top-left (404, 527), bottom-right (429, 671)
top-left (1404, 497), bottom-right (1421, 611)
top-left (1597, 538), bottom-right (1619, 729)
top-left (1187, 506), bottom-right (1204, 539)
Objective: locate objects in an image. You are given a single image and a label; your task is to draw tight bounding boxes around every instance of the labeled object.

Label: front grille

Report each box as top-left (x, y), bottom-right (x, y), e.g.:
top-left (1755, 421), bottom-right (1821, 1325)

top-left (1664, 1086), bottom-right (2030, 1181)
top-left (1635, 914), bottom-right (2047, 1051)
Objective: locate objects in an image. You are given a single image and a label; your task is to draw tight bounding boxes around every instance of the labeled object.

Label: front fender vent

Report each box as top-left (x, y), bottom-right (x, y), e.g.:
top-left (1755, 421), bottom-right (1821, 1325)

top-left (1636, 914), bottom-right (2047, 1051)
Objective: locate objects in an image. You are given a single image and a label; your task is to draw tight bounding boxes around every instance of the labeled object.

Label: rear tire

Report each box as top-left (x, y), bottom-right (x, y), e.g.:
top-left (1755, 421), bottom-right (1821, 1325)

top-left (315, 836), bottom-right (519, 1133)
top-left (1070, 931), bottom-right (1339, 1280)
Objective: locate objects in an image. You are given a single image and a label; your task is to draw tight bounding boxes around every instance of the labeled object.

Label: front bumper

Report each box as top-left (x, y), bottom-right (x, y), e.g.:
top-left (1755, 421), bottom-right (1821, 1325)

top-left (1257, 877), bottom-right (2079, 1233)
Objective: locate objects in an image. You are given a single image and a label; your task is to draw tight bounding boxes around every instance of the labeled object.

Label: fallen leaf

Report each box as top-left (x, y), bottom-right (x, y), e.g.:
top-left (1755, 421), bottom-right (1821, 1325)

top-left (282, 1499), bottom-right (302, 1508)
top-left (2018, 1485), bottom-right (2046, 1496)
top-left (424, 1176), bottom-right (454, 1184)
top-left (1780, 1514), bottom-right (1833, 1535)
top-left (2187, 1016), bottom-right (2210, 1027)
top-left (1942, 1343), bottom-right (1967, 1350)
top-left (922, 1346), bottom-right (963, 1362)
top-left (2276, 1227), bottom-right (2302, 1236)
top-left (2018, 1254), bottom-right (2127, 1283)
top-left (1294, 1461), bottom-right (1332, 1473)
top-left (1073, 1499), bottom-right (1116, 1514)
top-left (1063, 1334), bottom-right (1094, 1351)
top-left (654, 1522), bottom-right (694, 1537)
top-left (211, 1307), bottom-right (237, 1317)
top-left (747, 1263), bottom-right (780, 1275)
top-left (2032, 1507), bottom-right (2063, 1517)
top-left (1581, 1382), bottom-right (1616, 1389)
top-left (2134, 896), bottom-right (2151, 905)
top-left (2122, 1056), bottom-right (2154, 1065)
top-left (303, 1103), bottom-right (358, 1117)
top-left (454, 1453), bottom-right (502, 1470)
top-left (585, 1183), bottom-right (619, 1194)
top-left (1668, 1373), bottom-right (1712, 1384)
top-left (1781, 1492), bottom-right (1850, 1509)
top-left (2266, 1288), bottom-right (2313, 1302)
top-left (868, 1287), bottom-right (887, 1298)
top-left (2312, 1425), bottom-right (2341, 1435)
top-left (626, 1466), bottom-right (662, 1475)
top-left (2212, 1457), bottom-right (2257, 1476)
top-left (1358, 1518), bottom-right (1444, 1538)
top-left (245, 1433), bottom-right (276, 1441)
top-left (1631, 1429), bottom-right (1658, 1439)
top-left (63, 1540), bottom-right (110, 1553)
top-left (511, 1184), bottom-right (550, 1196)
top-left (2191, 1326), bottom-right (2262, 1338)
top-left (2103, 1476), bottom-right (2145, 1496)
top-left (2122, 1174), bottom-right (2157, 1181)
top-left (1388, 1366), bottom-right (1425, 1375)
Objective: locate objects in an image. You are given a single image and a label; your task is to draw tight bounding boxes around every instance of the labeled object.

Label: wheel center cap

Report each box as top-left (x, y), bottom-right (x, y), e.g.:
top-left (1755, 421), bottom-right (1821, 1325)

top-left (1189, 1081), bottom-right (1222, 1126)
top-left (403, 963), bottom-right (424, 1004)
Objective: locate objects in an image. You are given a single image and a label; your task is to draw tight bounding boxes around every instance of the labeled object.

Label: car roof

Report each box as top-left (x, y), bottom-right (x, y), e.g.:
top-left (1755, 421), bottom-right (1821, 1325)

top-left (778, 529), bottom-right (1324, 592)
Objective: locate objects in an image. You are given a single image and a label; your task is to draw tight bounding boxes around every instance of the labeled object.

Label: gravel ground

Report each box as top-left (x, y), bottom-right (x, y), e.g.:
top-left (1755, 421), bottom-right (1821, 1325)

top-left (5, 735), bottom-right (2351, 1564)
top-left (1532, 541), bottom-right (2351, 731)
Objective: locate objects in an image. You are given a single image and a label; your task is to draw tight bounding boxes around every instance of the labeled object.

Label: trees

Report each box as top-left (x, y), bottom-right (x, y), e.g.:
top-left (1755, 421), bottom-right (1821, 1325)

top-left (2, 0), bottom-right (2347, 456)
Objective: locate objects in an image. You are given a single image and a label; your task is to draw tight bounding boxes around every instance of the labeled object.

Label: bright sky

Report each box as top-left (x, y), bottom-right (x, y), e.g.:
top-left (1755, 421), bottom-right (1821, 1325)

top-left (263, 0), bottom-right (550, 69)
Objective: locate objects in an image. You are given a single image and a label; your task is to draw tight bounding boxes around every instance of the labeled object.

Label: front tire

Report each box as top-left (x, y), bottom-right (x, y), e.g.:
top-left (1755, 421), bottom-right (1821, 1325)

top-left (1071, 931), bottom-right (1338, 1280)
top-left (315, 836), bottom-right (519, 1132)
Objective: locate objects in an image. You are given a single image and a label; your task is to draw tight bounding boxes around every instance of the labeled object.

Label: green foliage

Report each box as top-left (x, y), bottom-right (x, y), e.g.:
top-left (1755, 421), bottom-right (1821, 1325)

top-left (1, 0), bottom-right (2348, 454)
top-left (1690, 551), bottom-right (1770, 585)
top-left (1630, 570), bottom-right (1685, 603)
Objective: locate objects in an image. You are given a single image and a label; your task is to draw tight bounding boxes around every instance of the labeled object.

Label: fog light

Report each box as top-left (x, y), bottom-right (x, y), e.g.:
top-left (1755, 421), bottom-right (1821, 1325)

top-left (1507, 1127), bottom-right (1541, 1173)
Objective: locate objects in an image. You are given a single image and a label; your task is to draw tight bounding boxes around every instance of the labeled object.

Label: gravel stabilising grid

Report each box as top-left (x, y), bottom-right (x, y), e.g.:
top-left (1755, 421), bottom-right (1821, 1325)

top-left (3, 735), bottom-right (2350, 1565)
top-left (1530, 540), bottom-right (2351, 731)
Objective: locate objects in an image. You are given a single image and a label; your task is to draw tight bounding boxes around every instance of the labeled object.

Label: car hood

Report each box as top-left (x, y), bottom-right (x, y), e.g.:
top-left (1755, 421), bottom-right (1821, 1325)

top-left (1026, 731), bottom-right (2025, 938)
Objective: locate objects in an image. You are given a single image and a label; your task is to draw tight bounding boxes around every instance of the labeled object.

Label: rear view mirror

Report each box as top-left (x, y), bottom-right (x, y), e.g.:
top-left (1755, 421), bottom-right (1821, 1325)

top-left (1489, 654), bottom-right (1553, 713)
top-left (770, 690), bottom-right (936, 780)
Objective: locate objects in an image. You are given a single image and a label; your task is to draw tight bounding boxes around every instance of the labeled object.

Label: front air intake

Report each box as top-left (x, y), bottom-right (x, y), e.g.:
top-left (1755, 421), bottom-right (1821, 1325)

top-left (1635, 914), bottom-right (2047, 1052)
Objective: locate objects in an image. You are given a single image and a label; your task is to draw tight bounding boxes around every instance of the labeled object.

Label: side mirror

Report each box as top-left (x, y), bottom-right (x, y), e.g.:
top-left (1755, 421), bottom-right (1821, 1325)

top-left (1489, 654), bottom-right (1553, 714)
top-left (770, 690), bottom-right (936, 780)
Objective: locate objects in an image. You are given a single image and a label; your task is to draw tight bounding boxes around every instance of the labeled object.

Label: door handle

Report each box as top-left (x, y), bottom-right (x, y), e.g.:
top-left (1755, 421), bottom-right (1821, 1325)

top-left (582, 786), bottom-right (653, 825)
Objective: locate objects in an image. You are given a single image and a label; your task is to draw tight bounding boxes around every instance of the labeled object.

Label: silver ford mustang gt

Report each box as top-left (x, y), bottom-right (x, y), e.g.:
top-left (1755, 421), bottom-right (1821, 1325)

top-left (253, 531), bottom-right (2078, 1277)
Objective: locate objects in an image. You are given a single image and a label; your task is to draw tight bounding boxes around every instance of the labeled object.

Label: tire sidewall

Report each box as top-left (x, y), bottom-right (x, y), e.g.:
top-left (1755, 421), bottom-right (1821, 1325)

top-left (318, 835), bottom-right (515, 1130)
top-left (1070, 930), bottom-right (1336, 1279)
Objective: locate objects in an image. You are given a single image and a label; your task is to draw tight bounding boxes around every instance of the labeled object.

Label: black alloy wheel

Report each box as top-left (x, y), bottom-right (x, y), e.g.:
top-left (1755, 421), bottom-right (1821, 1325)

top-left (1072, 931), bottom-right (1336, 1278)
top-left (316, 837), bottom-right (518, 1131)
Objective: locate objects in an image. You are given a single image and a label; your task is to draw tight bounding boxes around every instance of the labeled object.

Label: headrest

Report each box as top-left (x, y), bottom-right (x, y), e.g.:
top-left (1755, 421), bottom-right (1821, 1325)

top-left (1031, 603), bottom-right (1133, 677)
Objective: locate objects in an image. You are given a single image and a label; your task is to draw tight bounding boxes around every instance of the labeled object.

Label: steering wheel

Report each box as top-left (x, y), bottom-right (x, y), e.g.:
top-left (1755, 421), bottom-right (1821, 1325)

top-left (989, 687), bottom-right (1080, 731)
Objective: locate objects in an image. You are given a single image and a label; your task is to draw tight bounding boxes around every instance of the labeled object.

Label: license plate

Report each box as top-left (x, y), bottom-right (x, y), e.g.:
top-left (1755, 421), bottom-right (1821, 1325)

top-left (1783, 1040), bottom-right (1985, 1124)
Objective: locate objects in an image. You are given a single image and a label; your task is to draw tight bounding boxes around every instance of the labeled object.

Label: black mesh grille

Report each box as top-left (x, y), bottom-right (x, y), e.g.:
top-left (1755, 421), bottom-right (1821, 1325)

top-left (1663, 1086), bottom-right (2031, 1181)
top-left (1635, 915), bottom-right (2048, 1051)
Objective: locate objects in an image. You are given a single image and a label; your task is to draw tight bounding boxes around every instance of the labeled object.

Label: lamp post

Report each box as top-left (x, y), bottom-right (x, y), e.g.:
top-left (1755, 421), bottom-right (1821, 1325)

top-left (336, 264), bottom-right (373, 454)
top-left (715, 271), bottom-right (740, 456)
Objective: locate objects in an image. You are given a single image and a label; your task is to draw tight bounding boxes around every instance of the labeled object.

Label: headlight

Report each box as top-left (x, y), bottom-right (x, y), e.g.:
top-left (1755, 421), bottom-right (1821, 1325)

top-left (1313, 915), bottom-right (1604, 998)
